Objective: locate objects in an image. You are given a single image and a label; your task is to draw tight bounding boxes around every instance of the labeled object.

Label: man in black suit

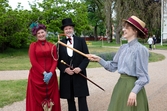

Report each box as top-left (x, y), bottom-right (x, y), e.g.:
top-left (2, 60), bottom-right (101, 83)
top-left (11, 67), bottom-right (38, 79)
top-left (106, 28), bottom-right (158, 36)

top-left (58, 18), bottom-right (89, 111)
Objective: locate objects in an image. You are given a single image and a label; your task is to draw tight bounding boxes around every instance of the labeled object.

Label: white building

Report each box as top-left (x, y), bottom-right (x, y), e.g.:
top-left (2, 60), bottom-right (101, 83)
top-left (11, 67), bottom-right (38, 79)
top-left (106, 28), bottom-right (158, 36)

top-left (161, 0), bottom-right (167, 41)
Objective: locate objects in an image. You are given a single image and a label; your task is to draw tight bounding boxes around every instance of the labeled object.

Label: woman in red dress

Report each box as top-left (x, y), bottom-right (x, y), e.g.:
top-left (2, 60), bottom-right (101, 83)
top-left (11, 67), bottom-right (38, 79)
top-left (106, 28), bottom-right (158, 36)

top-left (26, 24), bottom-right (61, 111)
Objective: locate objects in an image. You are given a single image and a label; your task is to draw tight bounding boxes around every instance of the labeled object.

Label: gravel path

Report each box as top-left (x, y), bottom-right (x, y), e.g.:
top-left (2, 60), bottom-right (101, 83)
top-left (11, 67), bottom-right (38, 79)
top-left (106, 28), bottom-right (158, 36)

top-left (0, 49), bottom-right (167, 111)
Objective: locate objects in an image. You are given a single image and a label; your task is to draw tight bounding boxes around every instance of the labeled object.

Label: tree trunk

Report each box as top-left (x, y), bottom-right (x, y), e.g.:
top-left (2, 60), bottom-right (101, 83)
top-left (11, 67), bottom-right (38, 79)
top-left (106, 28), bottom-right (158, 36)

top-left (115, 26), bottom-right (122, 44)
top-left (104, 0), bottom-right (112, 43)
top-left (94, 25), bottom-right (98, 41)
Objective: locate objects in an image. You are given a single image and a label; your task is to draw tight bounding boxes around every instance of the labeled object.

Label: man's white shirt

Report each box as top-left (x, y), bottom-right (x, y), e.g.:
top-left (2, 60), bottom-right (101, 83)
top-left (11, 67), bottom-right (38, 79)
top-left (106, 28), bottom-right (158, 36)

top-left (67, 36), bottom-right (73, 57)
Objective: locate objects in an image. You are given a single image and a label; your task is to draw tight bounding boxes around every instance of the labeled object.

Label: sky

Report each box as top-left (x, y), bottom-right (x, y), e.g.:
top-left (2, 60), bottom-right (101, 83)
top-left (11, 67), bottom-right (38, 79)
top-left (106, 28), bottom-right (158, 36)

top-left (8, 0), bottom-right (42, 10)
top-left (8, 0), bottom-right (81, 10)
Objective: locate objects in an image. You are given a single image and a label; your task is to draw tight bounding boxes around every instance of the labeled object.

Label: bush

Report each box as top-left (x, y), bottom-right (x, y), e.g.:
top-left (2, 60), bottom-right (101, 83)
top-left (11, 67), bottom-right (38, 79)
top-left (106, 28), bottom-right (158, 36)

top-left (97, 52), bottom-right (116, 61)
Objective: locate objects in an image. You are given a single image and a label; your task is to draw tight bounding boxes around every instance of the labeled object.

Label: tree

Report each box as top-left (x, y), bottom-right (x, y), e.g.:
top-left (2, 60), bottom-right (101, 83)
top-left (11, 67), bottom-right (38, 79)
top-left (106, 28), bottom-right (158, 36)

top-left (84, 0), bottom-right (113, 42)
top-left (0, 0), bottom-right (31, 52)
top-left (0, 0), bottom-right (89, 51)
top-left (113, 0), bottom-right (161, 44)
top-left (34, 0), bottom-right (89, 36)
top-left (104, 0), bottom-right (113, 43)
top-left (84, 0), bottom-right (104, 40)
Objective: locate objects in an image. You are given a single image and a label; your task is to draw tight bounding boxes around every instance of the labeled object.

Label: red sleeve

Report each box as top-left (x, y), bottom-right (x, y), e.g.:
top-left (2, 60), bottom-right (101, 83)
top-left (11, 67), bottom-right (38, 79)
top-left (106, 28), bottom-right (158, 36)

top-left (29, 42), bottom-right (45, 74)
top-left (49, 44), bottom-right (58, 73)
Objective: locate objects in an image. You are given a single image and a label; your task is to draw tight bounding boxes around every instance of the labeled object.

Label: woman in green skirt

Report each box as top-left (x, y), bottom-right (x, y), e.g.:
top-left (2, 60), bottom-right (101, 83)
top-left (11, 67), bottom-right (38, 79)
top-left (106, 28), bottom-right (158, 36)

top-left (88, 15), bottom-right (149, 111)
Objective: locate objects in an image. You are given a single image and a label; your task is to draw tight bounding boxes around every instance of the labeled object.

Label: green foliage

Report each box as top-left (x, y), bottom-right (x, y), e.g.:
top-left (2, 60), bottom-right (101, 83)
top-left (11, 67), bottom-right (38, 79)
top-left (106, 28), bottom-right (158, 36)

top-left (84, 0), bottom-right (106, 38)
top-left (114, 0), bottom-right (161, 41)
top-left (0, 0), bottom-right (89, 52)
top-left (0, 0), bottom-right (162, 52)
top-left (36, 0), bottom-right (89, 36)
top-left (47, 36), bottom-right (58, 44)
top-left (0, 5), bottom-right (32, 52)
top-left (97, 52), bottom-right (116, 60)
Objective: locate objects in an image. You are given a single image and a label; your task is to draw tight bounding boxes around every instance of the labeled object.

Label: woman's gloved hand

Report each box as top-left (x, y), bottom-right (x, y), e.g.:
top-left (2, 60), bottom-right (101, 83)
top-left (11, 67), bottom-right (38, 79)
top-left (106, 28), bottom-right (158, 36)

top-left (43, 72), bottom-right (53, 84)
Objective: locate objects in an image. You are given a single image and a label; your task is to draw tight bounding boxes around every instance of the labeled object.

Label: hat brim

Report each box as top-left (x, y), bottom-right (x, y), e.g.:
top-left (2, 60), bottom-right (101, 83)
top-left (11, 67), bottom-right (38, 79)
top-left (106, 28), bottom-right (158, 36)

top-left (123, 19), bottom-right (145, 35)
top-left (61, 23), bottom-right (75, 30)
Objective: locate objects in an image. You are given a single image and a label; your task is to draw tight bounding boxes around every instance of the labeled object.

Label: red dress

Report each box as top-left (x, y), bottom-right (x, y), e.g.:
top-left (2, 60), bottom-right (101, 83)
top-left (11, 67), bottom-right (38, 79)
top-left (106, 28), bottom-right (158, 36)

top-left (26, 40), bottom-right (61, 111)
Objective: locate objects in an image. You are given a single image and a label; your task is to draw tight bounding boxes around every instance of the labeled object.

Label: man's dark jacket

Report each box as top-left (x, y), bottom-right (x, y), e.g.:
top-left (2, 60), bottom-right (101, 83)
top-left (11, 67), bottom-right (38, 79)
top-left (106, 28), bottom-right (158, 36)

top-left (58, 35), bottom-right (89, 99)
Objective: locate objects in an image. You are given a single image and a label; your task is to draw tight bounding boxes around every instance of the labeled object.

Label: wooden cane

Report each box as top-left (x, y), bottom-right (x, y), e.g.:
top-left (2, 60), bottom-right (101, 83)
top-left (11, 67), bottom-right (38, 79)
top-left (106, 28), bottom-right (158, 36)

top-left (61, 60), bottom-right (105, 91)
top-left (57, 33), bottom-right (89, 58)
top-left (58, 41), bottom-right (89, 58)
top-left (58, 34), bottom-right (66, 41)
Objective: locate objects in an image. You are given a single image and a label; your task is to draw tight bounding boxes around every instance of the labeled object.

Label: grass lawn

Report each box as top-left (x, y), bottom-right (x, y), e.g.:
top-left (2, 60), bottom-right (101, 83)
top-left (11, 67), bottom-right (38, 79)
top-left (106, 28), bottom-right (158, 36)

top-left (0, 80), bottom-right (27, 108)
top-left (1, 42), bottom-right (166, 71)
top-left (0, 47), bottom-right (30, 71)
top-left (0, 41), bottom-right (166, 108)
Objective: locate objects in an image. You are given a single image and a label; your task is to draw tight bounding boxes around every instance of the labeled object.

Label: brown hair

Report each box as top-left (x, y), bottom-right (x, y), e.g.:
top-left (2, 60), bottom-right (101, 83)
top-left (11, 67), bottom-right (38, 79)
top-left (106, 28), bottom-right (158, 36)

top-left (123, 21), bottom-right (146, 39)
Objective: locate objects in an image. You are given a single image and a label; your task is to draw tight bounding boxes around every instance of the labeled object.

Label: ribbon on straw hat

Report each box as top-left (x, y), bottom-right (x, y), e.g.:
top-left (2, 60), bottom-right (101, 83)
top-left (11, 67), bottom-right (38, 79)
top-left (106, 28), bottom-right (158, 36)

top-left (123, 15), bottom-right (148, 36)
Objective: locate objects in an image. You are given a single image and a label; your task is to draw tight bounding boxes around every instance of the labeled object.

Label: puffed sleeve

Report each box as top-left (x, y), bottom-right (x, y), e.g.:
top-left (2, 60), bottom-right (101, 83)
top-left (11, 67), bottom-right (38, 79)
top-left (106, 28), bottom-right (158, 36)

top-left (132, 46), bottom-right (150, 94)
top-left (29, 42), bottom-right (45, 74)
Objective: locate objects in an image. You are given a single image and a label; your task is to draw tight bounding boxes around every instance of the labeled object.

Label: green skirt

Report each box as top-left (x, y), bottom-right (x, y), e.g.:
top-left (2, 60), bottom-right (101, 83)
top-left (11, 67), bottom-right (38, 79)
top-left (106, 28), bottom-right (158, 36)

top-left (107, 74), bottom-right (149, 111)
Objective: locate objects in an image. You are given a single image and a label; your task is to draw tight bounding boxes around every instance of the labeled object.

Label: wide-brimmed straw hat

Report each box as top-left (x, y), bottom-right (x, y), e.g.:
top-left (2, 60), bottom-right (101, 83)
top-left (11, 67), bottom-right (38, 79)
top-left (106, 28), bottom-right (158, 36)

top-left (123, 15), bottom-right (148, 36)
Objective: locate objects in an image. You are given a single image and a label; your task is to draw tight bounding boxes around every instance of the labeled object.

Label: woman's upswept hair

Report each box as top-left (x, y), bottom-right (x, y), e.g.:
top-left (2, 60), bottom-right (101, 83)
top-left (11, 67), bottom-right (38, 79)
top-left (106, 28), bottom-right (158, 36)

top-left (31, 24), bottom-right (47, 36)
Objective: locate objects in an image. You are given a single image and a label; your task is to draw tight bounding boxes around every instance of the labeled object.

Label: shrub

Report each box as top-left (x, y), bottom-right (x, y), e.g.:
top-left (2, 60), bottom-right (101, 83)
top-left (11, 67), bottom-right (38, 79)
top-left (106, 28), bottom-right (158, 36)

top-left (97, 52), bottom-right (116, 61)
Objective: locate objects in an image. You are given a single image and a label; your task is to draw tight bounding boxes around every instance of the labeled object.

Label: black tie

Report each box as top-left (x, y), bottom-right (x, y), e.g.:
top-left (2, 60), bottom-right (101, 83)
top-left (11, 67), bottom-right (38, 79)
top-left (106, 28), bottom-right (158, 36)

top-left (66, 37), bottom-right (72, 44)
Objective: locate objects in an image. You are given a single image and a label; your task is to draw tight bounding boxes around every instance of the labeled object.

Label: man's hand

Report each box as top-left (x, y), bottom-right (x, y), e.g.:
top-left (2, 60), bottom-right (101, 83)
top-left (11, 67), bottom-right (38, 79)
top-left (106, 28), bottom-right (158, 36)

top-left (65, 67), bottom-right (74, 75)
top-left (127, 92), bottom-right (137, 106)
top-left (73, 67), bottom-right (81, 74)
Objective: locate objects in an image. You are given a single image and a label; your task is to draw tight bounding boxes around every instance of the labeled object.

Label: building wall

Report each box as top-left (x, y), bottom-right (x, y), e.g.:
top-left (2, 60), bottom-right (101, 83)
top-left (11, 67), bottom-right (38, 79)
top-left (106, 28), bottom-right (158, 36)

top-left (162, 0), bottom-right (167, 39)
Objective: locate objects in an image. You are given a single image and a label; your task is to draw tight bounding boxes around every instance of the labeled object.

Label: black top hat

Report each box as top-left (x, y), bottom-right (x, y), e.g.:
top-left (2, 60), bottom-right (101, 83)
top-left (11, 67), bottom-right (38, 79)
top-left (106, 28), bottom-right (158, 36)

top-left (61, 18), bottom-right (75, 30)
